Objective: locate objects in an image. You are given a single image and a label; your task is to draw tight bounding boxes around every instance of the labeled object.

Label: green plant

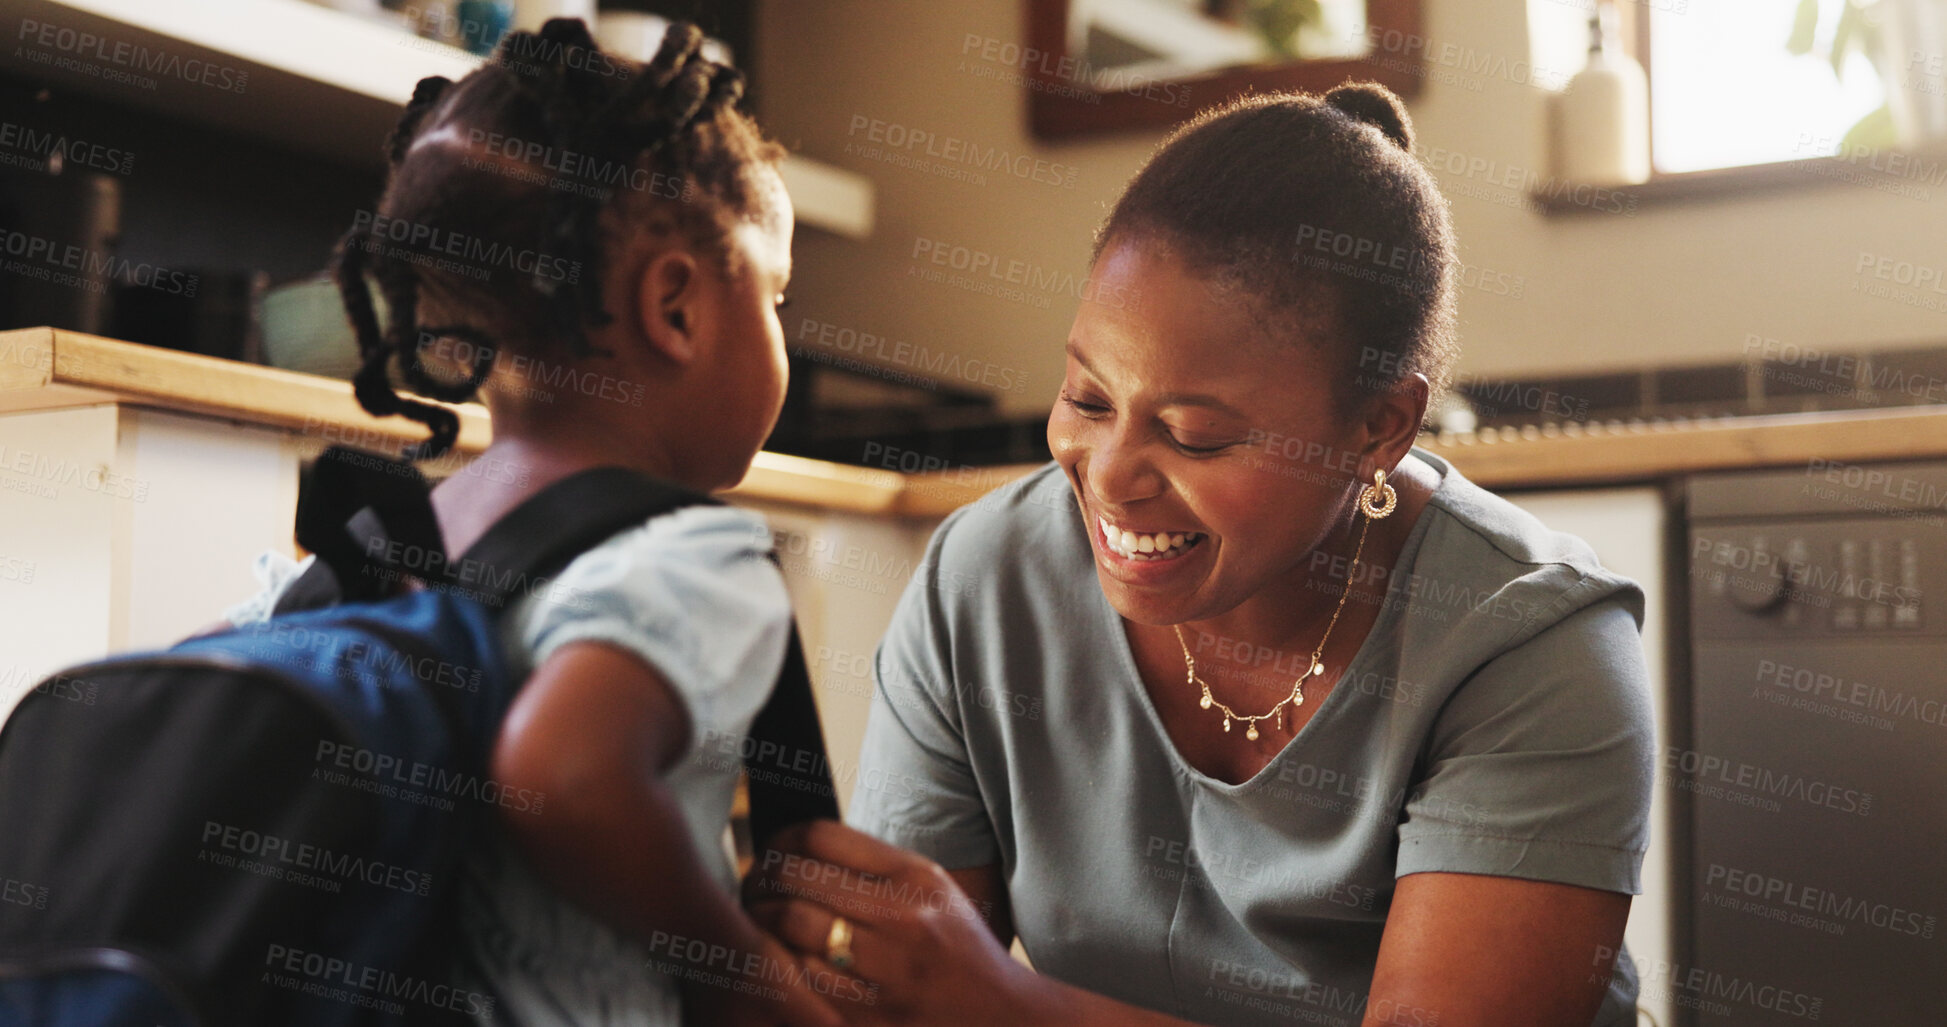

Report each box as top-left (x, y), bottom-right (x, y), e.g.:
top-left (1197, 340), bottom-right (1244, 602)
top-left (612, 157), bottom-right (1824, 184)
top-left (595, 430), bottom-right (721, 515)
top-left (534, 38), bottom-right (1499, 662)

top-left (1786, 0), bottom-right (1896, 149)
top-left (1247, 0), bottom-right (1324, 60)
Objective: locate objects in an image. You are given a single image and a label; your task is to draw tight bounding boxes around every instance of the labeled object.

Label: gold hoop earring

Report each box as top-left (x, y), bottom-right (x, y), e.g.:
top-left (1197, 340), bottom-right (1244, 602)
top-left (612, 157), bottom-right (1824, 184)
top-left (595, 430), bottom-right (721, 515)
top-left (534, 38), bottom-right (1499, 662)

top-left (1358, 468), bottom-right (1398, 520)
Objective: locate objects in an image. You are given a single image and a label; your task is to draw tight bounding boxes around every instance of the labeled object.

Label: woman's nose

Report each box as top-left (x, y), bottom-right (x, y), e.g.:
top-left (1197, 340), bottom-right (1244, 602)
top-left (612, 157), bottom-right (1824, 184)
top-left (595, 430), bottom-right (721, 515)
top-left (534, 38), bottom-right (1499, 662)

top-left (1086, 430), bottom-right (1164, 507)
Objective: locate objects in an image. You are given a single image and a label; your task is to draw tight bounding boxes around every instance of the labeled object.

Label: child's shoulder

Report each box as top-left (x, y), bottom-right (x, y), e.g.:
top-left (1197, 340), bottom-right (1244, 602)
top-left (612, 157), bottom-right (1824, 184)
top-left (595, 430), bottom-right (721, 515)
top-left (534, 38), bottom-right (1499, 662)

top-left (581, 503), bottom-right (778, 565)
top-left (512, 502), bottom-right (792, 727)
top-left (524, 503), bottom-right (785, 626)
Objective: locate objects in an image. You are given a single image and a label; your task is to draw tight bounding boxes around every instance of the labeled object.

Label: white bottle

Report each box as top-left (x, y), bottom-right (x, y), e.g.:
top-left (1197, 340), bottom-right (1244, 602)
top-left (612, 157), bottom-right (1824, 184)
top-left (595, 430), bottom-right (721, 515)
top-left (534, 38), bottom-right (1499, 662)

top-left (1553, 5), bottom-right (1650, 186)
top-left (510, 0), bottom-right (596, 33)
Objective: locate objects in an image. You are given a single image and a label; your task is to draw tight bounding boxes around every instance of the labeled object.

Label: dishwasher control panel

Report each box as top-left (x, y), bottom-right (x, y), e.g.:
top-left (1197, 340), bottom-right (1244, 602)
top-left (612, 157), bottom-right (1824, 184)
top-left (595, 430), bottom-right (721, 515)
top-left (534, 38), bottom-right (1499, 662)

top-left (1690, 522), bottom-right (1930, 640)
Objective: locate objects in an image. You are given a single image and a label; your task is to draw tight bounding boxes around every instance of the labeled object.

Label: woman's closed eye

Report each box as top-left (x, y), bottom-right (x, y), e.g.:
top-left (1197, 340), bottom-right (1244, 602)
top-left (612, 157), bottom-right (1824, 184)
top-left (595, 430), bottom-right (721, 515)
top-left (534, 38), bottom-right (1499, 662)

top-left (1060, 393), bottom-right (1111, 417)
top-left (1167, 434), bottom-right (1236, 455)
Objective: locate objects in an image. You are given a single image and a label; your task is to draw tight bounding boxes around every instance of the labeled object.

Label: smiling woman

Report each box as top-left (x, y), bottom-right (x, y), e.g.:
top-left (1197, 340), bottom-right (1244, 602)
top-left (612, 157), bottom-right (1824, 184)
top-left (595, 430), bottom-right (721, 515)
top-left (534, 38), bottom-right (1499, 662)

top-left (749, 82), bottom-right (1654, 1027)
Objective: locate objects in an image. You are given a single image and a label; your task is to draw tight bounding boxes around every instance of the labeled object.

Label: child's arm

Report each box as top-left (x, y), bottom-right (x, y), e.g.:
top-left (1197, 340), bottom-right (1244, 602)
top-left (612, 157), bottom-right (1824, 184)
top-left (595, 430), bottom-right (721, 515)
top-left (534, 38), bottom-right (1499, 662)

top-left (491, 639), bottom-right (840, 1027)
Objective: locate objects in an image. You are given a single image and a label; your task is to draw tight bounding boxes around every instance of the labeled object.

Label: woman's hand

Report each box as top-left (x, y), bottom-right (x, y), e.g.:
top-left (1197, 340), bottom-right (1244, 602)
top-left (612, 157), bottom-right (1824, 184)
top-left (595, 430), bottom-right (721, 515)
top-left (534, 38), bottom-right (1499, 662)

top-left (676, 932), bottom-right (850, 1027)
top-left (744, 821), bottom-right (1052, 1027)
top-left (493, 642), bottom-right (840, 1027)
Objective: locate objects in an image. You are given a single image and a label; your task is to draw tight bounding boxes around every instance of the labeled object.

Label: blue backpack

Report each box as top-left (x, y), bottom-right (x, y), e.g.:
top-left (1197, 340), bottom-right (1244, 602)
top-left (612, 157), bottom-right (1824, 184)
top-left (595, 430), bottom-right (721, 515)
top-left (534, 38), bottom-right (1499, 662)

top-left (0, 447), bottom-right (839, 1026)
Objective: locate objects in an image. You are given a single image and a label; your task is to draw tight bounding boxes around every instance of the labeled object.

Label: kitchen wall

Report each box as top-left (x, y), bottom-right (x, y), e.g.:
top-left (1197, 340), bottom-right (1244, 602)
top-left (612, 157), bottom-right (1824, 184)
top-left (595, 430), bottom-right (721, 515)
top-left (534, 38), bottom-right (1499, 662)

top-left (755, 0), bottom-right (1947, 419)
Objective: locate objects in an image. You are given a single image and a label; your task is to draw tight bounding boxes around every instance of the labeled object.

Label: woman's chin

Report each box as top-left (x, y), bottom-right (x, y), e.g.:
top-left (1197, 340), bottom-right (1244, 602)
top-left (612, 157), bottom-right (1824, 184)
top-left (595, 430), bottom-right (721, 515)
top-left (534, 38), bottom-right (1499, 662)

top-left (1094, 564), bottom-right (1206, 627)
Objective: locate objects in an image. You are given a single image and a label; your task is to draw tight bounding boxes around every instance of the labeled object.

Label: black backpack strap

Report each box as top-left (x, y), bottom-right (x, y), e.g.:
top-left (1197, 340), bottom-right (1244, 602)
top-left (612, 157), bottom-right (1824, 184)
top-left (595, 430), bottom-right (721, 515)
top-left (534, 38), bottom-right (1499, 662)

top-left (270, 507), bottom-right (388, 617)
top-left (745, 615), bottom-right (842, 849)
top-left (281, 463), bottom-right (711, 615)
top-left (454, 467), bottom-right (716, 610)
top-left (293, 446), bottom-right (446, 603)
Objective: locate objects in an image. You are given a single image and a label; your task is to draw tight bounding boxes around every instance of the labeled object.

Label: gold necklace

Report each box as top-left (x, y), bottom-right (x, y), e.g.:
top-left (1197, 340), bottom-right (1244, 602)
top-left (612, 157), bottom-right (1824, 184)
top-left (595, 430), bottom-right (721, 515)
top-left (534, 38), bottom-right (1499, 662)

top-left (1171, 511), bottom-right (1374, 742)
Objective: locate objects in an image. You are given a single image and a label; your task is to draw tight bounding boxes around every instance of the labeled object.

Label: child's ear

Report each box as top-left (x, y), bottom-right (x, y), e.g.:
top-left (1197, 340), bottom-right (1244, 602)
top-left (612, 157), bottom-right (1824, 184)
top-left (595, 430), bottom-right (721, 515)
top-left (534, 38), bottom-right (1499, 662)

top-left (636, 249), bottom-right (703, 365)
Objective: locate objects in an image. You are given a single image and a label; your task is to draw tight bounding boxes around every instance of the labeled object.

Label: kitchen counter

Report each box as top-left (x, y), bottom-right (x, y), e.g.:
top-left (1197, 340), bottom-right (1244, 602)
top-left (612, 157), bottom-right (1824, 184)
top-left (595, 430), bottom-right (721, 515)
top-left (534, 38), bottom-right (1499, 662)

top-left (0, 328), bottom-right (926, 515)
top-left (8, 328), bottom-right (1947, 514)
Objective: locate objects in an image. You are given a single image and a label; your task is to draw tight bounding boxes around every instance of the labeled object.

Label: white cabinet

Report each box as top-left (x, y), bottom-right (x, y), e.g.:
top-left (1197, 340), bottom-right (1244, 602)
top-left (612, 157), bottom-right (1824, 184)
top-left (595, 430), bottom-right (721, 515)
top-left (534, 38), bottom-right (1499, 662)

top-left (0, 405), bottom-right (309, 714)
top-left (1503, 486), bottom-right (1673, 1027)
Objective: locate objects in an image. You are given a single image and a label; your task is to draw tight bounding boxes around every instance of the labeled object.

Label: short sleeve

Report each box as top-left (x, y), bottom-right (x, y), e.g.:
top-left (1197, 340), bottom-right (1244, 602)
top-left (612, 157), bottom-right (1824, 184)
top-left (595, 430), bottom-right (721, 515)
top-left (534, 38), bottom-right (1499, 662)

top-left (845, 515), bottom-right (1001, 869)
top-left (1395, 591), bottom-right (1655, 894)
top-left (514, 505), bottom-right (790, 754)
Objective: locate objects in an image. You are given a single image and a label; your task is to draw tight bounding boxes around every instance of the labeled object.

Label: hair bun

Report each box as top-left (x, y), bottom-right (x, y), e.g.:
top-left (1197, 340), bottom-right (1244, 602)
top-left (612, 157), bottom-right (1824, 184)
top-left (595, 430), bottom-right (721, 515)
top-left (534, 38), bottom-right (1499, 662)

top-left (1325, 82), bottom-right (1413, 151)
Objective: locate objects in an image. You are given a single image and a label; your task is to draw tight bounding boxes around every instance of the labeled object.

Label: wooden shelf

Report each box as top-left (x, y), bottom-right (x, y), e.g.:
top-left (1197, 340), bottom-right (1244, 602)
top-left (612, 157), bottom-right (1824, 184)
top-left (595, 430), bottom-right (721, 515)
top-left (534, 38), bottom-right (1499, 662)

top-left (4, 0), bottom-right (873, 237)
top-left (0, 328), bottom-right (914, 513)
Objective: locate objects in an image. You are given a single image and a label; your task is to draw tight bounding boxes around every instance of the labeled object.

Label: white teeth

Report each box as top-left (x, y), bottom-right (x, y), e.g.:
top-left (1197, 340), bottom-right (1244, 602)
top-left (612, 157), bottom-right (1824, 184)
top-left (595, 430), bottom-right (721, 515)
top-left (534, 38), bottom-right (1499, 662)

top-left (1098, 515), bottom-right (1204, 561)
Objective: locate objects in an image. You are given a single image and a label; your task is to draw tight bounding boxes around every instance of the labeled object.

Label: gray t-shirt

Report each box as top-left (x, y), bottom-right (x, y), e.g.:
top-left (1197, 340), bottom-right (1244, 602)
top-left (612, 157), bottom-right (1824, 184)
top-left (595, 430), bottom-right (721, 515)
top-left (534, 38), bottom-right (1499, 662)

top-left (846, 450), bottom-right (1654, 1027)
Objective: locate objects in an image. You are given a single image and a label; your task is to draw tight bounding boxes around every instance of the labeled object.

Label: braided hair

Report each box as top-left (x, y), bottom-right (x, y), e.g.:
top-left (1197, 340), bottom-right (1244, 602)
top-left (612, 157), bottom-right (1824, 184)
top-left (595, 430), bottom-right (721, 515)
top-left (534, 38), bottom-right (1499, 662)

top-left (334, 19), bottom-right (782, 460)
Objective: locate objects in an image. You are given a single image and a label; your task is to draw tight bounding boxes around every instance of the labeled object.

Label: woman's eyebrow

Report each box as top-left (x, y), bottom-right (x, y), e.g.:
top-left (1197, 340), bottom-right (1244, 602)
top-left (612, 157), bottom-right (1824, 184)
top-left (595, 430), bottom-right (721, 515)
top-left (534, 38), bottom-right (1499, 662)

top-left (1064, 341), bottom-right (1095, 373)
top-left (1066, 342), bottom-right (1247, 418)
top-left (1156, 393), bottom-right (1248, 419)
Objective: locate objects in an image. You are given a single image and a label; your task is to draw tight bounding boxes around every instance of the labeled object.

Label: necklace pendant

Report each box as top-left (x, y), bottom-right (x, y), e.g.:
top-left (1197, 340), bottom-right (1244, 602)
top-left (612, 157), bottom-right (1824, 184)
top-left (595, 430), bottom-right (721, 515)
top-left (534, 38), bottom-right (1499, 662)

top-left (1222, 716), bottom-right (1232, 733)
top-left (1277, 709), bottom-right (1284, 732)
top-left (1311, 660), bottom-right (1324, 678)
top-left (1199, 693), bottom-right (1212, 710)
top-left (1245, 722), bottom-right (1259, 741)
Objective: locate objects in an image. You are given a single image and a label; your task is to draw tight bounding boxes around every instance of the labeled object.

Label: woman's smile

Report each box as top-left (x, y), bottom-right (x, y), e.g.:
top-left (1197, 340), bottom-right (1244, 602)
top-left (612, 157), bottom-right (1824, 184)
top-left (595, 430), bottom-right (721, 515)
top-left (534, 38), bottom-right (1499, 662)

top-left (1084, 498), bottom-right (1216, 586)
top-left (1096, 513), bottom-right (1205, 560)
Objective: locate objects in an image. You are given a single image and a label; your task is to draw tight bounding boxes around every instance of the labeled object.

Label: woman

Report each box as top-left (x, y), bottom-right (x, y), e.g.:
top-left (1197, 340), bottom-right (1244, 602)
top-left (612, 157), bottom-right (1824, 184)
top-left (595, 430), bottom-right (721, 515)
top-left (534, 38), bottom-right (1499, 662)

top-left (749, 83), bottom-right (1654, 1027)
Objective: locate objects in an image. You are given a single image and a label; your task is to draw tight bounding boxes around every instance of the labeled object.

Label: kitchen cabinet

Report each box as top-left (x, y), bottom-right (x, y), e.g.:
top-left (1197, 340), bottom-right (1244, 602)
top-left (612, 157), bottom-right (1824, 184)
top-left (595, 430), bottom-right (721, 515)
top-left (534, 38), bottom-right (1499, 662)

top-left (1, 0), bottom-right (873, 237)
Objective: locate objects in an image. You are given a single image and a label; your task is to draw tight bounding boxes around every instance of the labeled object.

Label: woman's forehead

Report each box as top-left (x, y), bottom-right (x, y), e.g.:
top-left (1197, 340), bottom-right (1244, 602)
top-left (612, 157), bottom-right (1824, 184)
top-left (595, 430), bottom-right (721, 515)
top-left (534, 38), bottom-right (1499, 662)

top-left (1081, 247), bottom-right (1333, 372)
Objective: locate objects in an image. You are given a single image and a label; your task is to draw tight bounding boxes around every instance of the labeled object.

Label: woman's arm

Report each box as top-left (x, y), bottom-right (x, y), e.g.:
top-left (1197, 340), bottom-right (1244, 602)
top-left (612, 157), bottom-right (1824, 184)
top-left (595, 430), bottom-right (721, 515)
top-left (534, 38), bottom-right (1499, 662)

top-left (493, 640), bottom-right (839, 1027)
top-left (1364, 873), bottom-right (1629, 1027)
top-left (943, 864), bottom-right (1013, 945)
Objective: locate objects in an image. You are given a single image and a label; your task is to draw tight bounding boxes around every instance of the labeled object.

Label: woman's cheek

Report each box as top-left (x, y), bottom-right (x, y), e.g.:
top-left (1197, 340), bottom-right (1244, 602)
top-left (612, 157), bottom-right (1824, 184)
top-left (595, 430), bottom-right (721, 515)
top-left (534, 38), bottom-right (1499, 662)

top-left (1191, 472), bottom-right (1281, 539)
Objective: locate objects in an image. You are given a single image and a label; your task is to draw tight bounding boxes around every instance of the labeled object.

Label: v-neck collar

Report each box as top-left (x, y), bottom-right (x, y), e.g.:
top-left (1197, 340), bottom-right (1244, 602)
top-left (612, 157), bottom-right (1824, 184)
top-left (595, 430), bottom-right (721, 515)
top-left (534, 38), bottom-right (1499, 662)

top-left (1091, 450), bottom-right (1448, 795)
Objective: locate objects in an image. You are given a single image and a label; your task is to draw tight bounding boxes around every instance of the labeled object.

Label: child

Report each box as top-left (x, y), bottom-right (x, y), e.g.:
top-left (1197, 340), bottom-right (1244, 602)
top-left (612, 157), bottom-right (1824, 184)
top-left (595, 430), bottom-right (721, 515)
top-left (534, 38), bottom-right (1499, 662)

top-left (222, 19), bottom-right (838, 1027)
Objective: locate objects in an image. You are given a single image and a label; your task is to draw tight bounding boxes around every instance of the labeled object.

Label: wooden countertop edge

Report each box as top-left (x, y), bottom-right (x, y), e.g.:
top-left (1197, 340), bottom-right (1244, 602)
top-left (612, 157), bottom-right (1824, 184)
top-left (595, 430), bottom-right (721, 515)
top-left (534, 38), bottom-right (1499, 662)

top-left (8, 329), bottom-right (1947, 511)
top-left (1, 327), bottom-right (493, 451)
top-left (1421, 407), bottom-right (1947, 487)
top-left (0, 328), bottom-right (915, 514)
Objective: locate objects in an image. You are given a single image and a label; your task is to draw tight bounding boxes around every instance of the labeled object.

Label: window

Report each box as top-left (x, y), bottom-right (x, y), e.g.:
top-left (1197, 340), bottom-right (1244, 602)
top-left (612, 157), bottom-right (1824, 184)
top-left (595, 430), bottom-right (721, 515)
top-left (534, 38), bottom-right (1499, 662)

top-left (1649, 0), bottom-right (1885, 173)
top-left (1530, 0), bottom-right (1904, 177)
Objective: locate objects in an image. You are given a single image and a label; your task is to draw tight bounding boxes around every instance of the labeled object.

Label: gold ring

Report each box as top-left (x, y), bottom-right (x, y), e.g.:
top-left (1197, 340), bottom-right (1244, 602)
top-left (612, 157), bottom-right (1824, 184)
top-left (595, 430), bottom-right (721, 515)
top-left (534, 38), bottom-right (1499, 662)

top-left (825, 914), bottom-right (855, 971)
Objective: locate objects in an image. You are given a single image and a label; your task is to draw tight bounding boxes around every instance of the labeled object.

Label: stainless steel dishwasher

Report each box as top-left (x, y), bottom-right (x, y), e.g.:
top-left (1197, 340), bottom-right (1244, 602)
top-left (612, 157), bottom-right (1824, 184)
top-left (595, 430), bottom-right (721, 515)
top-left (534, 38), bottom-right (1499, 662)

top-left (1684, 461), bottom-right (1945, 1026)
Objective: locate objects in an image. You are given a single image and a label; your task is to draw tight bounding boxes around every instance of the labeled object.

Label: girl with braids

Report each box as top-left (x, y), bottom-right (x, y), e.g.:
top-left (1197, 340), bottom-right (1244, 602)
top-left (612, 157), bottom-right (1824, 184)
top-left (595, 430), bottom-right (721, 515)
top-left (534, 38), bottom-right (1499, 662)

top-left (750, 84), bottom-right (1653, 1027)
top-left (221, 20), bottom-right (840, 1027)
